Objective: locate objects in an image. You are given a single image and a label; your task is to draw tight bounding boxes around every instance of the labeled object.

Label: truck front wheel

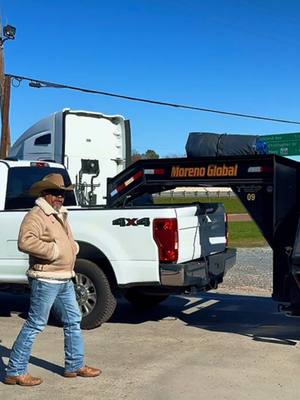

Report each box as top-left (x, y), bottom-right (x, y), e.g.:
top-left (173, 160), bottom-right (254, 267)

top-left (125, 288), bottom-right (169, 308)
top-left (74, 258), bottom-right (117, 329)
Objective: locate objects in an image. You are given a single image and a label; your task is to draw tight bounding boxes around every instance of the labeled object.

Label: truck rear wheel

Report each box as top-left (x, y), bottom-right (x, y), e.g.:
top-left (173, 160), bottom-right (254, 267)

top-left (125, 288), bottom-right (169, 308)
top-left (74, 258), bottom-right (117, 329)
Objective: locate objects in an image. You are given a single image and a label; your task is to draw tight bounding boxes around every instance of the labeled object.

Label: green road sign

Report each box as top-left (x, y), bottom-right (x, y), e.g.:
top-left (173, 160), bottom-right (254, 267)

top-left (262, 132), bottom-right (300, 156)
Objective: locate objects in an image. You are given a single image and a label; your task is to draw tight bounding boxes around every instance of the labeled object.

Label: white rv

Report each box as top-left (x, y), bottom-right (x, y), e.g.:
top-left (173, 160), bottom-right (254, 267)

top-left (9, 109), bottom-right (131, 205)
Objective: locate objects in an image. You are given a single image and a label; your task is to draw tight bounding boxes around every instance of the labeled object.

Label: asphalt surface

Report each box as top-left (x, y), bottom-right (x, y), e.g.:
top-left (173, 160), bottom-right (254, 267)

top-left (1, 247), bottom-right (300, 400)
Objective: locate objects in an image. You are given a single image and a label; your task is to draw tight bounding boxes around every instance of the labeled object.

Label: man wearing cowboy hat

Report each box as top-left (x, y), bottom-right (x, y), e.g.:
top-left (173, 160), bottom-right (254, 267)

top-left (4, 173), bottom-right (101, 386)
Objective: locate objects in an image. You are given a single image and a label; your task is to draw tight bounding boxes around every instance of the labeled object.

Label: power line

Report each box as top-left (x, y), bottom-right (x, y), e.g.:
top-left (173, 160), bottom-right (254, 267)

top-left (7, 73), bottom-right (300, 125)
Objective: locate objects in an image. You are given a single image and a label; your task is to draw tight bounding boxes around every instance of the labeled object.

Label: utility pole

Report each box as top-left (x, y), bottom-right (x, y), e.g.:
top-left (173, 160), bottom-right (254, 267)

top-left (0, 24), bottom-right (16, 159)
top-left (1, 74), bottom-right (11, 157)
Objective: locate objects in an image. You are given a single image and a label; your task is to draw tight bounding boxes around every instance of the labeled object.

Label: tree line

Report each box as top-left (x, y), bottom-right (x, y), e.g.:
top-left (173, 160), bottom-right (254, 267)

top-left (131, 149), bottom-right (160, 162)
top-left (131, 149), bottom-right (184, 162)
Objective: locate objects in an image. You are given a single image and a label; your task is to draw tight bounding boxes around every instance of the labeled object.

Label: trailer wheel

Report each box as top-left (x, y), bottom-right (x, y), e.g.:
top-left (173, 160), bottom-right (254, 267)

top-left (74, 258), bottom-right (117, 329)
top-left (125, 288), bottom-right (169, 308)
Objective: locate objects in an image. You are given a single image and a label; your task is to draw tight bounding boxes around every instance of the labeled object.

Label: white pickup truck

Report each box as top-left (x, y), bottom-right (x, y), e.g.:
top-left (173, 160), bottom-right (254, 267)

top-left (0, 159), bottom-right (236, 329)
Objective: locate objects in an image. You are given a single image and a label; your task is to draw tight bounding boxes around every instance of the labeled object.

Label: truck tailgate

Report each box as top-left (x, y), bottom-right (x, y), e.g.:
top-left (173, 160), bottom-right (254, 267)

top-left (175, 203), bottom-right (226, 263)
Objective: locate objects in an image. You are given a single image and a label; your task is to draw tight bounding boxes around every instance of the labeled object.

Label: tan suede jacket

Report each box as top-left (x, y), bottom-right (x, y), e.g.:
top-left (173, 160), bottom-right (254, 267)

top-left (18, 197), bottom-right (79, 280)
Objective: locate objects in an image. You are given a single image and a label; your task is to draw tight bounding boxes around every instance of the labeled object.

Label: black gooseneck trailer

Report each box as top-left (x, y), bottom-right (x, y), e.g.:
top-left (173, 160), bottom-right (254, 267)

top-left (107, 154), bottom-right (300, 311)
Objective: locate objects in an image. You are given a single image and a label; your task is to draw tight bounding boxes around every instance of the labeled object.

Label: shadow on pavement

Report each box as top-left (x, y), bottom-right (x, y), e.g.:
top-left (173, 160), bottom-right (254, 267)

top-left (0, 292), bottom-right (29, 319)
top-left (0, 291), bottom-right (64, 382)
top-left (111, 292), bottom-right (300, 345)
top-left (1, 290), bottom-right (299, 349)
top-left (0, 344), bottom-right (64, 382)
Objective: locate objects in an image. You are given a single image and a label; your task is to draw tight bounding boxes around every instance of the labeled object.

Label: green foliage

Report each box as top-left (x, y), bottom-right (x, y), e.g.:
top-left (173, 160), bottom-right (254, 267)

top-left (144, 149), bottom-right (159, 159)
top-left (131, 149), bottom-right (160, 162)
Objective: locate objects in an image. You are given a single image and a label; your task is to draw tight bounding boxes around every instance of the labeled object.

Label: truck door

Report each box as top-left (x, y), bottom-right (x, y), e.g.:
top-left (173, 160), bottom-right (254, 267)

top-left (22, 132), bottom-right (53, 161)
top-left (0, 211), bottom-right (28, 283)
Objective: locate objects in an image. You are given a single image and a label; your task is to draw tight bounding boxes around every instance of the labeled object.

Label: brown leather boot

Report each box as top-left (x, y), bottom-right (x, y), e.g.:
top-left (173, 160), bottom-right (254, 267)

top-left (4, 373), bottom-right (43, 386)
top-left (64, 365), bottom-right (101, 378)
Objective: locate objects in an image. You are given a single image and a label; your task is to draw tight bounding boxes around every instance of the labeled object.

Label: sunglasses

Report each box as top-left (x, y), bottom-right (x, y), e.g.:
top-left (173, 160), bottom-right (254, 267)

top-left (44, 189), bottom-right (66, 197)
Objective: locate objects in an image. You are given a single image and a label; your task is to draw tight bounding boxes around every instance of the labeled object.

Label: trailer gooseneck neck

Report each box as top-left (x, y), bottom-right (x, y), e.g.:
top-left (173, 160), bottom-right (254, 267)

top-left (107, 154), bottom-right (300, 307)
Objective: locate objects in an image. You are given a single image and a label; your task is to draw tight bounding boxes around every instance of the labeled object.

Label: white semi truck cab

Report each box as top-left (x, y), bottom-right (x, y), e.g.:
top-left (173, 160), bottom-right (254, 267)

top-left (9, 109), bottom-right (131, 206)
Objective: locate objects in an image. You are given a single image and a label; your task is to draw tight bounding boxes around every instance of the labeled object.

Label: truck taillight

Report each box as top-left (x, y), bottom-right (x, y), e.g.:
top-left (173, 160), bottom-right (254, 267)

top-left (153, 218), bottom-right (178, 262)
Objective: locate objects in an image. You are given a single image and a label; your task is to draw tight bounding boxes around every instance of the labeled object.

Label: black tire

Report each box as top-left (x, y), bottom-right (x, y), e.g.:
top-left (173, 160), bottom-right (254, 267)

top-left (125, 288), bottom-right (169, 309)
top-left (74, 258), bottom-right (117, 329)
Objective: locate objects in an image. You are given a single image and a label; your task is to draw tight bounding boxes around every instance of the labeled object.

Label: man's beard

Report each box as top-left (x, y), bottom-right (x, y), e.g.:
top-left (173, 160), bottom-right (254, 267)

top-left (53, 204), bottom-right (62, 211)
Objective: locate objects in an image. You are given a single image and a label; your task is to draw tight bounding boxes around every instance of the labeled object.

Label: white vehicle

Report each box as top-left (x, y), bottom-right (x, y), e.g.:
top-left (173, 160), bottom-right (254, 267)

top-left (9, 109), bottom-right (131, 206)
top-left (0, 159), bottom-right (235, 329)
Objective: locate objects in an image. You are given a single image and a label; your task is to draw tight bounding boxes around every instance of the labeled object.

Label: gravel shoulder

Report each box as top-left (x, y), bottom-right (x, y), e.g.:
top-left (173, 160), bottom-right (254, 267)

top-left (217, 247), bottom-right (273, 296)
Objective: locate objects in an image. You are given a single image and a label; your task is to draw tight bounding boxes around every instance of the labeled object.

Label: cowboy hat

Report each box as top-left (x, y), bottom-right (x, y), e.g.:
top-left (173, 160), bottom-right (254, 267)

top-left (29, 173), bottom-right (75, 197)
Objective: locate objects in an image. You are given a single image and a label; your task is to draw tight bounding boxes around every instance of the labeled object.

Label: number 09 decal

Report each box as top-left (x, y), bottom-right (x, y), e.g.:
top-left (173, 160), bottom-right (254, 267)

top-left (246, 193), bottom-right (256, 201)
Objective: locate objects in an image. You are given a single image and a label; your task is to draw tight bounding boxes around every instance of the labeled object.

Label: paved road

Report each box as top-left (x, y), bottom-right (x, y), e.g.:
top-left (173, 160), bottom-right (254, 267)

top-left (1, 286), bottom-right (300, 400)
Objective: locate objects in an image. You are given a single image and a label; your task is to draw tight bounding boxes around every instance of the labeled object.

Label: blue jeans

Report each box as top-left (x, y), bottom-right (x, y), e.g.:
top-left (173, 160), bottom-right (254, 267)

top-left (6, 279), bottom-right (84, 376)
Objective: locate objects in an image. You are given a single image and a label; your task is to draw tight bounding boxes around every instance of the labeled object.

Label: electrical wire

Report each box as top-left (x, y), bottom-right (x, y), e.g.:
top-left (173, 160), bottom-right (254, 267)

top-left (7, 73), bottom-right (300, 125)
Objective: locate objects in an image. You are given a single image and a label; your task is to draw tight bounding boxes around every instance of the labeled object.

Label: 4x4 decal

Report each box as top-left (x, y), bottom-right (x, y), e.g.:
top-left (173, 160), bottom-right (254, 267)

top-left (112, 217), bottom-right (150, 227)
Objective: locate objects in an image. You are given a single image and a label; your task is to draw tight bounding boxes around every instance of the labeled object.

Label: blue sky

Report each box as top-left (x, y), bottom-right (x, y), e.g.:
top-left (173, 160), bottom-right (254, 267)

top-left (1, 0), bottom-right (300, 156)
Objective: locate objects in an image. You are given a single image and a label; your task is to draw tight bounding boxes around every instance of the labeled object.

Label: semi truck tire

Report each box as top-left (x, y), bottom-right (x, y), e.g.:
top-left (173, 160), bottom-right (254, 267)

top-left (74, 258), bottom-right (117, 329)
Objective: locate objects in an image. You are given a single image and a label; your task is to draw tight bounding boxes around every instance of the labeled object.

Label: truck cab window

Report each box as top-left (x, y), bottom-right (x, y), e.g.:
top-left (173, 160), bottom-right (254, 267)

top-left (5, 167), bottom-right (76, 210)
top-left (34, 133), bottom-right (51, 145)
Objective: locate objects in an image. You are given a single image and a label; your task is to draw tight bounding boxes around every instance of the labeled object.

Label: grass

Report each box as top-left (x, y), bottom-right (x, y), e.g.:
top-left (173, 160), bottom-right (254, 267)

top-left (228, 221), bottom-right (267, 248)
top-left (154, 196), bottom-right (247, 214)
top-left (154, 196), bottom-right (267, 247)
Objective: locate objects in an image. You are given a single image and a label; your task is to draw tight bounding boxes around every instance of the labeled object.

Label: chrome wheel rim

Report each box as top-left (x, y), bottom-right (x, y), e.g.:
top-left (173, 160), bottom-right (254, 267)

top-left (74, 273), bottom-right (97, 317)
